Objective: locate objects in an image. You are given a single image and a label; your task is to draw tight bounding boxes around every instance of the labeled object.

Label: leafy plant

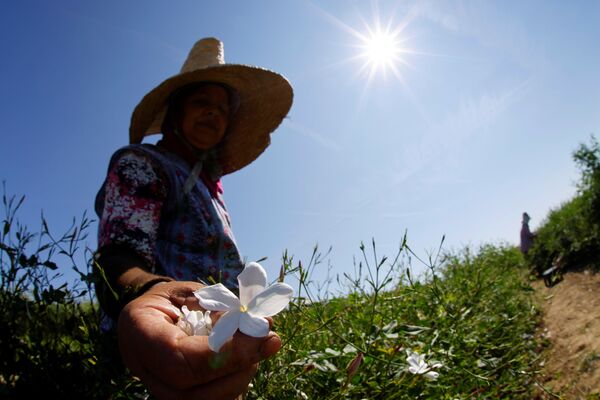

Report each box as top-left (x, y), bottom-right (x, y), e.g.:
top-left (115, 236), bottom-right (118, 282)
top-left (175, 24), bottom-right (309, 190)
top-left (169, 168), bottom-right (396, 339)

top-left (0, 183), bottom-right (545, 399)
top-left (0, 183), bottom-right (143, 398)
top-left (249, 242), bottom-right (541, 399)
top-left (528, 135), bottom-right (600, 273)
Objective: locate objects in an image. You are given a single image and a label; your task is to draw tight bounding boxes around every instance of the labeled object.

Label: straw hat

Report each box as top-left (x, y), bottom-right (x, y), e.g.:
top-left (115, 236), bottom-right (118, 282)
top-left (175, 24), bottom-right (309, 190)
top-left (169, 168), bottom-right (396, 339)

top-left (129, 37), bottom-right (293, 175)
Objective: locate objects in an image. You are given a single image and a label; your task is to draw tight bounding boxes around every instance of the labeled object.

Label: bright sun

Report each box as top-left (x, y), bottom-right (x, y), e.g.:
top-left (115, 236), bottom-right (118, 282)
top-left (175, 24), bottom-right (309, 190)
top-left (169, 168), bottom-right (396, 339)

top-left (365, 32), bottom-right (400, 66)
top-left (309, 1), bottom-right (416, 89)
top-left (358, 29), bottom-right (408, 80)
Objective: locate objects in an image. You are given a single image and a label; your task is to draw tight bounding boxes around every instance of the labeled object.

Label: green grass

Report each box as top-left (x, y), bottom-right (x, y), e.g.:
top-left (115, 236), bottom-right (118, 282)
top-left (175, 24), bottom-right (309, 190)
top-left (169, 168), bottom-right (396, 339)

top-left (8, 135), bottom-right (600, 398)
top-left (0, 184), bottom-right (548, 398)
top-left (249, 243), bottom-right (542, 399)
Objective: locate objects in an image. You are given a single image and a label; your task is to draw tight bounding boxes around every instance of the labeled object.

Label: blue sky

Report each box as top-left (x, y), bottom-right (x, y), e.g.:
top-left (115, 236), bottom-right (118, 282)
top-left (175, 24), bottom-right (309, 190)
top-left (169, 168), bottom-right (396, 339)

top-left (1, 1), bottom-right (599, 291)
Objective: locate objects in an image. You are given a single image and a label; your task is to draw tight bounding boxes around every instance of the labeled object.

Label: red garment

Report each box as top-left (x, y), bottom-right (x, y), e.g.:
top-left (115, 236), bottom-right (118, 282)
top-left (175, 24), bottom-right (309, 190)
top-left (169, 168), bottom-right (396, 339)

top-left (200, 171), bottom-right (223, 197)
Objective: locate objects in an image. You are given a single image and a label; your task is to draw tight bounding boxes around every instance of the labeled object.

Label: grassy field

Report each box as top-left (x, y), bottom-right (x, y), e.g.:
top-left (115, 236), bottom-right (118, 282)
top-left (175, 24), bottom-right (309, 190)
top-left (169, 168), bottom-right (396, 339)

top-left (0, 188), bottom-right (547, 399)
top-left (6, 137), bottom-right (600, 398)
top-left (248, 242), bottom-right (543, 399)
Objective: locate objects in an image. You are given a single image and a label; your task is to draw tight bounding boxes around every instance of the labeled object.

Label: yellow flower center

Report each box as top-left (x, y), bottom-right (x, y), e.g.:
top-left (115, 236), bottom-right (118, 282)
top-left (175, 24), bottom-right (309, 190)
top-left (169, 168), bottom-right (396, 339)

top-left (240, 305), bottom-right (248, 313)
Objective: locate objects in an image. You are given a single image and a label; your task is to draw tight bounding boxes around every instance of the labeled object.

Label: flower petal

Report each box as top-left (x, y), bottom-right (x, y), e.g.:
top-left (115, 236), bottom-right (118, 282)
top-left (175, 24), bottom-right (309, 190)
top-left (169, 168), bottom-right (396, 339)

top-left (197, 324), bottom-right (212, 336)
top-left (407, 355), bottom-right (419, 369)
top-left (424, 371), bottom-right (439, 380)
top-left (188, 310), bottom-right (200, 325)
top-left (203, 311), bottom-right (213, 333)
top-left (239, 312), bottom-right (270, 337)
top-left (208, 310), bottom-right (241, 352)
top-left (238, 262), bottom-right (267, 306)
top-left (194, 284), bottom-right (240, 311)
top-left (246, 283), bottom-right (293, 317)
top-left (409, 351), bottom-right (424, 363)
top-left (407, 352), bottom-right (427, 370)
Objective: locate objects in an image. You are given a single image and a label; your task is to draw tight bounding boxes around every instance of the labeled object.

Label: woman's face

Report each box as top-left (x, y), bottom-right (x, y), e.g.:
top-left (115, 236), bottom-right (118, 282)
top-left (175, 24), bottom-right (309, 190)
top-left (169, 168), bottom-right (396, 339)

top-left (178, 84), bottom-right (230, 150)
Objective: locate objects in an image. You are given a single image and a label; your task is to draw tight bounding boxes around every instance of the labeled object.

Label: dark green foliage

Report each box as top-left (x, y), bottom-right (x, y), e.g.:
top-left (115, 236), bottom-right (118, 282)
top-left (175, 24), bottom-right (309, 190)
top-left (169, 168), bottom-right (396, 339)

top-left (528, 136), bottom-right (600, 272)
top-left (0, 185), bottom-right (145, 399)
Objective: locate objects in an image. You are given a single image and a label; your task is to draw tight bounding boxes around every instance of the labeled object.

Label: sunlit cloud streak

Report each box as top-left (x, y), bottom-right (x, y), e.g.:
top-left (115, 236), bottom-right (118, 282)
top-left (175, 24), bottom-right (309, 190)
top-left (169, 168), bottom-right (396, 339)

top-left (392, 77), bottom-right (535, 187)
top-left (336, 76), bottom-right (535, 225)
top-left (297, 210), bottom-right (425, 220)
top-left (415, 0), bottom-right (547, 72)
top-left (284, 119), bottom-right (343, 154)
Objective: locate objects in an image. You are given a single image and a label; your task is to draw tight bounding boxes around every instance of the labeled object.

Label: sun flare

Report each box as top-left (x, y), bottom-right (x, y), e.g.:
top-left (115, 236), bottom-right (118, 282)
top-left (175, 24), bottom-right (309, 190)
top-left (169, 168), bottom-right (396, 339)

top-left (358, 28), bottom-right (408, 80)
top-left (364, 32), bottom-right (401, 66)
top-left (308, 1), bottom-right (417, 91)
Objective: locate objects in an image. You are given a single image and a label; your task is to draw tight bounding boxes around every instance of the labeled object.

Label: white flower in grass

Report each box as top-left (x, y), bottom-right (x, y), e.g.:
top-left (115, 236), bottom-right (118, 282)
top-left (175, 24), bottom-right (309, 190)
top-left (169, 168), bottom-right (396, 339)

top-left (406, 350), bottom-right (442, 380)
top-left (177, 306), bottom-right (212, 336)
top-left (194, 262), bottom-right (294, 352)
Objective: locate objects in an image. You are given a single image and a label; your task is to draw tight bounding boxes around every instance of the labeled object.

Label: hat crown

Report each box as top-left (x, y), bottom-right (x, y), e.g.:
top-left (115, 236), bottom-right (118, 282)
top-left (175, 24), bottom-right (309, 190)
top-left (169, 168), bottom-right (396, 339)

top-left (180, 37), bottom-right (225, 74)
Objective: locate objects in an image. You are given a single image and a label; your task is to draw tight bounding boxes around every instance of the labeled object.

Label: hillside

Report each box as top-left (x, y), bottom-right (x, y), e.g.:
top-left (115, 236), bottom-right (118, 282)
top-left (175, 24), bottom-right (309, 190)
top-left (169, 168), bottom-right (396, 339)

top-left (534, 270), bottom-right (600, 399)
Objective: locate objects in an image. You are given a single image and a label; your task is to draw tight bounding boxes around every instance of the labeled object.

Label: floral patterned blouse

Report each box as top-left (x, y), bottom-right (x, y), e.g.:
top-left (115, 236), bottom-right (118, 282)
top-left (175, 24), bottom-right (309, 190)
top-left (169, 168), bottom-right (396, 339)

top-left (95, 144), bottom-right (243, 289)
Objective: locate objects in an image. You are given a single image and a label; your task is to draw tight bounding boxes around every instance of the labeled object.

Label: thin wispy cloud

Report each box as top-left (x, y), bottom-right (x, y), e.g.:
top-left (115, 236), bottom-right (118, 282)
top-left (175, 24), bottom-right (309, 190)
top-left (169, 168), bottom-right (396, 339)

top-left (415, 0), bottom-right (547, 73)
top-left (297, 209), bottom-right (425, 219)
top-left (393, 77), bottom-right (534, 187)
top-left (341, 76), bottom-right (535, 225)
top-left (284, 119), bottom-right (343, 154)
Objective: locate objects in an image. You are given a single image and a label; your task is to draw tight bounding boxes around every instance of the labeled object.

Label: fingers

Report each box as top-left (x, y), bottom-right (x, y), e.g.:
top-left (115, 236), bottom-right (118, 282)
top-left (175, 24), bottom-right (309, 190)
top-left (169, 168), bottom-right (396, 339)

top-left (118, 280), bottom-right (283, 394)
top-left (118, 301), bottom-right (188, 380)
top-left (145, 280), bottom-right (206, 312)
top-left (174, 330), bottom-right (281, 384)
top-left (141, 362), bottom-right (259, 400)
top-left (197, 363), bottom-right (258, 400)
top-left (119, 297), bottom-right (281, 390)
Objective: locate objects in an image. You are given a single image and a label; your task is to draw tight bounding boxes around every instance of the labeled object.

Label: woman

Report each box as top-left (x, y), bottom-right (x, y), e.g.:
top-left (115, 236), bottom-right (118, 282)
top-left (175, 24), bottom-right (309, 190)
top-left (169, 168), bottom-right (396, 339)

top-left (94, 38), bottom-right (293, 399)
top-left (520, 212), bottom-right (535, 255)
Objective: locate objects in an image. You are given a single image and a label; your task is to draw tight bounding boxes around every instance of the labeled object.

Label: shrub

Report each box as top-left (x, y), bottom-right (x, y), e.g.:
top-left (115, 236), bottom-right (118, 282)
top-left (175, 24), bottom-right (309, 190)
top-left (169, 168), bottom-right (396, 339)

top-left (0, 185), bottom-right (143, 398)
top-left (528, 136), bottom-right (600, 272)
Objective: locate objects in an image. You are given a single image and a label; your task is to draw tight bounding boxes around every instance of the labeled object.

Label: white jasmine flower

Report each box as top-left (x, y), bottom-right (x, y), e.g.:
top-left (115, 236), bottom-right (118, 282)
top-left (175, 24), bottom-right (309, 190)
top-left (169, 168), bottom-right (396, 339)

top-left (194, 262), bottom-right (294, 352)
top-left (177, 306), bottom-right (212, 336)
top-left (406, 350), bottom-right (442, 380)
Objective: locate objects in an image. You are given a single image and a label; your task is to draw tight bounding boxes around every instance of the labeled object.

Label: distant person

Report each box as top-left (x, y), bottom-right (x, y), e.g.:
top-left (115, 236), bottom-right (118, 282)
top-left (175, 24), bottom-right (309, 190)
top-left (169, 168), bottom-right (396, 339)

top-left (93, 37), bottom-right (293, 399)
top-left (520, 212), bottom-right (535, 255)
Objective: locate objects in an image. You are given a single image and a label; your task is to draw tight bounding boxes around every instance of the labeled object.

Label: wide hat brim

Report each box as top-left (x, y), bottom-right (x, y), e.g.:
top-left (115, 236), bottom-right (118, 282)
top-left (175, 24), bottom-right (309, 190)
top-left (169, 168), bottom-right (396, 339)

top-left (130, 64), bottom-right (293, 176)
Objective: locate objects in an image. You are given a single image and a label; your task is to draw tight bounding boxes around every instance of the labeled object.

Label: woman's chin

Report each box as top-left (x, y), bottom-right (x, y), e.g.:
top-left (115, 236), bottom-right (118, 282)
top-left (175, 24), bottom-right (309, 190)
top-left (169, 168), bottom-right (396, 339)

top-left (185, 132), bottom-right (220, 151)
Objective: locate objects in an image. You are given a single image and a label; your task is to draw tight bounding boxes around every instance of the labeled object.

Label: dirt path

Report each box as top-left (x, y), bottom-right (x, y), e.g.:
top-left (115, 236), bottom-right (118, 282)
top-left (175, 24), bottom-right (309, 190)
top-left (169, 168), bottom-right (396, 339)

top-left (533, 270), bottom-right (600, 399)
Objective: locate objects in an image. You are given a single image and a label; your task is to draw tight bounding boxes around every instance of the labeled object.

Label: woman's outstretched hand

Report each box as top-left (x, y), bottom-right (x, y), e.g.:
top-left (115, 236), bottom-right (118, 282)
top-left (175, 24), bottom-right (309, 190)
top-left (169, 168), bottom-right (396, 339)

top-left (118, 280), bottom-right (281, 400)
